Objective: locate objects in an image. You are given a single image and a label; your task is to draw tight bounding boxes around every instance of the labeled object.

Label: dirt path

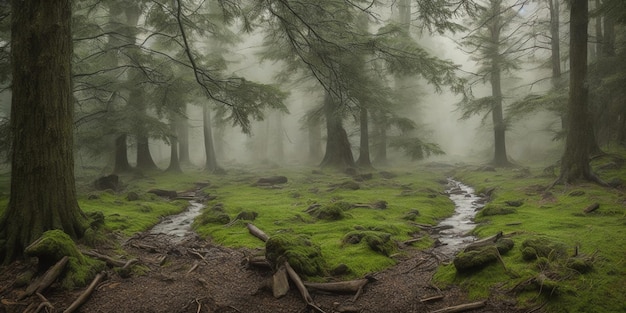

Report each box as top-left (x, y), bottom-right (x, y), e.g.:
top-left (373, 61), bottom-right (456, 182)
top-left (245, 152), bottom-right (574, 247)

top-left (0, 230), bottom-right (525, 313)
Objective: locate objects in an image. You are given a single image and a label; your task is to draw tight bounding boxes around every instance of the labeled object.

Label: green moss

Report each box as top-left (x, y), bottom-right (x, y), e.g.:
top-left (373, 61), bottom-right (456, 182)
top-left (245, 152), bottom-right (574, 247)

top-left (307, 203), bottom-right (347, 220)
top-left (265, 234), bottom-right (326, 278)
top-left (479, 205), bottom-right (517, 217)
top-left (521, 236), bottom-right (568, 260)
top-left (342, 230), bottom-right (396, 256)
top-left (453, 247), bottom-right (499, 272)
top-left (24, 230), bottom-right (106, 290)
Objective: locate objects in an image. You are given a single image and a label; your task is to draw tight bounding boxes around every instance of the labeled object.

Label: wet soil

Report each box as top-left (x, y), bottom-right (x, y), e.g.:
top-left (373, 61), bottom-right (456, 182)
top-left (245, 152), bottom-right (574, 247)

top-left (0, 181), bottom-right (524, 313)
top-left (0, 232), bottom-right (522, 313)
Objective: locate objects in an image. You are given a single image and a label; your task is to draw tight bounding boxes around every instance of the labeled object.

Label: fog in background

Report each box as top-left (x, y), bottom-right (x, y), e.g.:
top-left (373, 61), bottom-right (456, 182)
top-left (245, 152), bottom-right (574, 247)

top-left (130, 4), bottom-right (565, 170)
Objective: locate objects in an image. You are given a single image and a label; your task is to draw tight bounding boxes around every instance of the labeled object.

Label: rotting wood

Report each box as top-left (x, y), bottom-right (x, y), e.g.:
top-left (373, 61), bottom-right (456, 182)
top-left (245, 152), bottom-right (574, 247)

top-left (583, 203), bottom-right (600, 213)
top-left (82, 250), bottom-right (127, 267)
top-left (463, 231), bottom-right (503, 252)
top-left (20, 256), bottom-right (69, 300)
top-left (304, 279), bottom-right (369, 294)
top-left (272, 264), bottom-right (290, 298)
top-left (245, 255), bottom-right (271, 268)
top-left (186, 262), bottom-right (200, 275)
top-left (34, 292), bottom-right (54, 313)
top-left (420, 294), bottom-right (444, 303)
top-left (429, 300), bottom-right (486, 313)
top-left (284, 262), bottom-right (326, 313)
top-left (63, 271), bottom-right (107, 313)
top-left (246, 223), bottom-right (269, 242)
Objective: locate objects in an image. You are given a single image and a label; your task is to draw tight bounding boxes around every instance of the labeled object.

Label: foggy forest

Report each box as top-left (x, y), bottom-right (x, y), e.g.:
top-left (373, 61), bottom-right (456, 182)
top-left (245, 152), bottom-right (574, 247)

top-left (0, 0), bottom-right (625, 313)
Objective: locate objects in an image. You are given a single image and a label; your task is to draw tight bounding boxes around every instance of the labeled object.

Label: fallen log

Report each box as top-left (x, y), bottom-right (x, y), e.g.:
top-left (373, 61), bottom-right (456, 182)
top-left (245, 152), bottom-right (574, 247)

top-left (420, 295), bottom-right (444, 303)
top-left (63, 271), bottom-right (107, 313)
top-left (20, 256), bottom-right (69, 300)
top-left (245, 255), bottom-right (271, 268)
top-left (430, 300), bottom-right (486, 313)
top-left (82, 250), bottom-right (127, 267)
top-left (583, 203), bottom-right (600, 214)
top-left (463, 231), bottom-right (503, 252)
top-left (246, 223), bottom-right (269, 242)
top-left (303, 279), bottom-right (369, 294)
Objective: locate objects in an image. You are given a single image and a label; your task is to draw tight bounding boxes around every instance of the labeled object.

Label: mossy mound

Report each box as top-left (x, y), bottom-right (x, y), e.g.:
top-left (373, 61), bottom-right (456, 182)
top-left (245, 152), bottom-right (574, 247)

top-left (196, 204), bottom-right (230, 225)
top-left (453, 247), bottom-right (499, 272)
top-left (265, 234), bottom-right (326, 278)
top-left (479, 205), bottom-right (517, 217)
top-left (521, 236), bottom-right (568, 260)
top-left (24, 230), bottom-right (106, 290)
top-left (454, 238), bottom-right (514, 272)
top-left (342, 230), bottom-right (396, 256)
top-left (306, 202), bottom-right (350, 220)
top-left (402, 209), bottom-right (420, 221)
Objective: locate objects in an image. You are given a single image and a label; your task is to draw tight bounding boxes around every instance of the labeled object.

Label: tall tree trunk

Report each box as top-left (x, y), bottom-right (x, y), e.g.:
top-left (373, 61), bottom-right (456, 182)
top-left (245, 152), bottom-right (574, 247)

top-left (166, 118), bottom-right (182, 173)
top-left (270, 111), bottom-right (285, 164)
top-left (113, 134), bottom-right (132, 173)
top-left (136, 135), bottom-right (159, 171)
top-left (177, 105), bottom-right (191, 166)
top-left (489, 6), bottom-right (510, 167)
top-left (372, 116), bottom-right (388, 165)
top-left (356, 106), bottom-right (372, 168)
top-left (0, 0), bottom-right (86, 263)
top-left (548, 0), bottom-right (567, 132)
top-left (320, 93), bottom-right (355, 169)
top-left (307, 117), bottom-right (323, 164)
top-left (556, 0), bottom-right (604, 185)
top-left (203, 104), bottom-right (220, 172)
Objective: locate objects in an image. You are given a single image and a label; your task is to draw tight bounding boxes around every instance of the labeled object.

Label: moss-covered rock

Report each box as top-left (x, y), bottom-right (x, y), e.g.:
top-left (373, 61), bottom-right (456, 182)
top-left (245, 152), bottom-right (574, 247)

top-left (342, 230), bottom-right (396, 256)
top-left (521, 236), bottom-right (568, 260)
top-left (566, 257), bottom-right (594, 273)
top-left (306, 203), bottom-right (348, 220)
top-left (24, 230), bottom-right (106, 290)
top-left (265, 234), bottom-right (326, 278)
top-left (453, 246), bottom-right (499, 272)
top-left (402, 209), bottom-right (420, 221)
top-left (196, 205), bottom-right (230, 225)
top-left (479, 205), bottom-right (517, 217)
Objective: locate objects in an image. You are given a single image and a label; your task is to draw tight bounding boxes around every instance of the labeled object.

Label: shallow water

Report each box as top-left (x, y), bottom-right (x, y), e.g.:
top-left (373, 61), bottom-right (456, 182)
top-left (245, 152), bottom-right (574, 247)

top-left (436, 178), bottom-right (484, 256)
top-left (149, 201), bottom-right (204, 240)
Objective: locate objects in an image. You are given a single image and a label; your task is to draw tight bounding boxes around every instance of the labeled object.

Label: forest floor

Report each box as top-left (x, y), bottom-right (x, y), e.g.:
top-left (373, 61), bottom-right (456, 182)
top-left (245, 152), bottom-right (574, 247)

top-left (0, 230), bottom-right (525, 313)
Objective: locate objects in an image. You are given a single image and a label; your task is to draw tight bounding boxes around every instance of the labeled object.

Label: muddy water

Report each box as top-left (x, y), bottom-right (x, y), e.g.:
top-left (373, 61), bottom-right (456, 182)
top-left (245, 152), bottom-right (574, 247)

top-left (149, 201), bottom-right (204, 240)
top-left (435, 178), bottom-right (485, 256)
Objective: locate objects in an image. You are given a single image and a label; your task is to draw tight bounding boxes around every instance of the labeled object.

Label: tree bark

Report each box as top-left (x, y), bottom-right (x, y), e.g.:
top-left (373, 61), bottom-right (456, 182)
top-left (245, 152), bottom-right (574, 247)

top-left (320, 93), bottom-right (355, 169)
top-left (166, 118), bottom-right (182, 173)
top-left (488, 2), bottom-right (511, 167)
top-left (556, 0), bottom-right (602, 185)
top-left (356, 106), bottom-right (373, 168)
top-left (176, 107), bottom-right (191, 166)
top-left (307, 116), bottom-right (323, 164)
top-left (203, 104), bottom-right (220, 172)
top-left (1, 0), bottom-right (87, 263)
top-left (136, 134), bottom-right (159, 171)
top-left (113, 134), bottom-right (132, 173)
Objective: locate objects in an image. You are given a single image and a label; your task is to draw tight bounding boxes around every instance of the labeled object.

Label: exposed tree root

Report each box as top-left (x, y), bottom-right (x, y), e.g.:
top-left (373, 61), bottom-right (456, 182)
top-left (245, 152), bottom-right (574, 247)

top-left (63, 271), bottom-right (106, 313)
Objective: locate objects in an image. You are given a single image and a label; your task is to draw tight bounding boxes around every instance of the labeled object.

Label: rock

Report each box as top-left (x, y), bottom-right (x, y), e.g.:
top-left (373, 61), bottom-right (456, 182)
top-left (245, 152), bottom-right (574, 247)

top-left (148, 189), bottom-right (177, 199)
top-left (94, 174), bottom-right (120, 191)
top-left (255, 176), bottom-right (288, 186)
top-left (331, 264), bottom-right (351, 276)
top-left (126, 191), bottom-right (140, 201)
top-left (505, 200), bottom-right (524, 207)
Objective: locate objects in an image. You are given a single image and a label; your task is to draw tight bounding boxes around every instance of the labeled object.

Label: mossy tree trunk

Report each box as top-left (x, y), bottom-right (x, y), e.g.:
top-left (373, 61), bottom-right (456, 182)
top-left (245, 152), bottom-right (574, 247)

top-left (307, 116), bottom-right (323, 164)
top-left (356, 106), bottom-right (372, 169)
top-left (0, 0), bottom-right (87, 263)
top-left (176, 108), bottom-right (191, 165)
top-left (166, 118), bottom-right (182, 173)
top-left (113, 134), bottom-right (132, 173)
top-left (488, 2), bottom-right (511, 167)
top-left (556, 0), bottom-right (604, 185)
top-left (320, 93), bottom-right (355, 170)
top-left (203, 104), bottom-right (220, 172)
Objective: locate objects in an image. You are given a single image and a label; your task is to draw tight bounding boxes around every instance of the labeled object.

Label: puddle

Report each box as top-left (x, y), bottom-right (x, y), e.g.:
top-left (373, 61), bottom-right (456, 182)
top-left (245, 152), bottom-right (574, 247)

top-left (149, 201), bottom-right (204, 241)
top-left (435, 178), bottom-right (485, 256)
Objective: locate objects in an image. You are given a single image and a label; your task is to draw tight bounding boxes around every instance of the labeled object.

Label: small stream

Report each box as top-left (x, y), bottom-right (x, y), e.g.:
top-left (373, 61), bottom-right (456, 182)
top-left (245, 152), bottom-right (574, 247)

top-left (435, 178), bottom-right (485, 256)
top-left (149, 201), bottom-right (205, 241)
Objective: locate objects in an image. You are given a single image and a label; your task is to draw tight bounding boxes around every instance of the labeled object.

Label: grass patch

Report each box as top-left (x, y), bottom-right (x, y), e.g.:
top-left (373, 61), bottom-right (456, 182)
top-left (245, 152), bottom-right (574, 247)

top-left (434, 159), bottom-right (626, 313)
